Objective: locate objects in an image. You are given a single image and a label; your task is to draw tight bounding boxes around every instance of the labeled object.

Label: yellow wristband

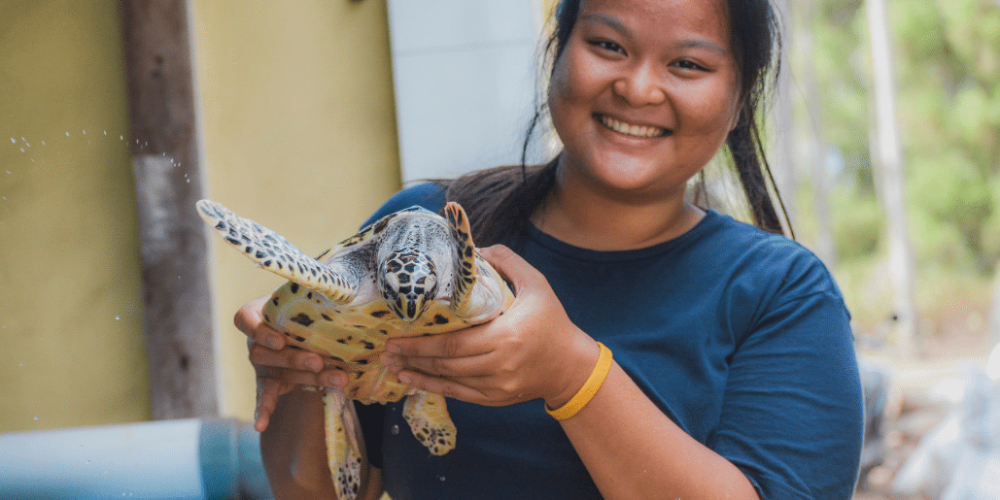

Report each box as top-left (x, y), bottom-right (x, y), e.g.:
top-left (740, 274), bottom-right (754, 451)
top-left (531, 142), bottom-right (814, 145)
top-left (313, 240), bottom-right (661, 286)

top-left (546, 342), bottom-right (613, 421)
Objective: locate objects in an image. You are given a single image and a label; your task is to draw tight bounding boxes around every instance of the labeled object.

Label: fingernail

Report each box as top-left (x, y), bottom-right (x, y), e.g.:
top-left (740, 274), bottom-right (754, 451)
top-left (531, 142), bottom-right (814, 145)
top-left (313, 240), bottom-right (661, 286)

top-left (386, 343), bottom-right (401, 354)
top-left (267, 336), bottom-right (282, 349)
top-left (398, 373), bottom-right (412, 385)
top-left (324, 372), bottom-right (345, 388)
top-left (306, 359), bottom-right (322, 372)
top-left (380, 353), bottom-right (398, 367)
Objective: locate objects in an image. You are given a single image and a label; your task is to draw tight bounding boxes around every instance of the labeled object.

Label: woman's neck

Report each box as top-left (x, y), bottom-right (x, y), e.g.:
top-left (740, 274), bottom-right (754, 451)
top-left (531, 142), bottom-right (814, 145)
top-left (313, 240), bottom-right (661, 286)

top-left (530, 167), bottom-right (705, 252)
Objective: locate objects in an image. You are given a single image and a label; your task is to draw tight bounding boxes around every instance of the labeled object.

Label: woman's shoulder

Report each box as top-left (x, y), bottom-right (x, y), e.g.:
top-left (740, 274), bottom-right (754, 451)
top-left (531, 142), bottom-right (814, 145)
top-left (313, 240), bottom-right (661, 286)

top-left (702, 211), bottom-right (844, 303)
top-left (362, 182), bottom-right (449, 227)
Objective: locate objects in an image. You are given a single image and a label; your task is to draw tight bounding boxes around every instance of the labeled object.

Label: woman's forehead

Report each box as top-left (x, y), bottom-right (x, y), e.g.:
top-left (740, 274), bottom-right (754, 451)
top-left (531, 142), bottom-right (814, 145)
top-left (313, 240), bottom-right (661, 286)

top-left (575, 0), bottom-right (731, 45)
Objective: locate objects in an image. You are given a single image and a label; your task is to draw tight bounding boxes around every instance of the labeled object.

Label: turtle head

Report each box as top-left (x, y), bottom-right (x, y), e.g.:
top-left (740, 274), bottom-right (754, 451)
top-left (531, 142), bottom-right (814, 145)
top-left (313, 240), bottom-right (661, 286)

top-left (378, 248), bottom-right (439, 321)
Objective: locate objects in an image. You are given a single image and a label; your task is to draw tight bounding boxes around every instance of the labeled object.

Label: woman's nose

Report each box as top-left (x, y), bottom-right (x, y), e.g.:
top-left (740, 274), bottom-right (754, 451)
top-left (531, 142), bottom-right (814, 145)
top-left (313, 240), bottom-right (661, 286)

top-left (612, 62), bottom-right (667, 107)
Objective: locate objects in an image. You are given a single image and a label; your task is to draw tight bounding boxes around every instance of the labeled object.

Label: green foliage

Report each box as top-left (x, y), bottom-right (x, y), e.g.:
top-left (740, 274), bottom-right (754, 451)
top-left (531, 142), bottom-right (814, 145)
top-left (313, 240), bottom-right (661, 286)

top-left (830, 185), bottom-right (884, 260)
top-left (791, 0), bottom-right (1000, 334)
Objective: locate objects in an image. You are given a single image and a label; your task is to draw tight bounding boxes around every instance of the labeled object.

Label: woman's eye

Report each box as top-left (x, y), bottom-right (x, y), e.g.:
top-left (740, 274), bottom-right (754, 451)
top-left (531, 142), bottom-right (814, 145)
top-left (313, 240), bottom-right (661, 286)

top-left (589, 40), bottom-right (625, 54)
top-left (673, 60), bottom-right (707, 71)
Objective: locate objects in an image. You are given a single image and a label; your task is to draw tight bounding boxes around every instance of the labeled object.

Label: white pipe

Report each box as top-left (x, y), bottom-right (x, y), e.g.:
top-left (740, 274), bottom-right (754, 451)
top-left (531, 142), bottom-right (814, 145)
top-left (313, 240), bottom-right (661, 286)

top-left (0, 419), bottom-right (271, 500)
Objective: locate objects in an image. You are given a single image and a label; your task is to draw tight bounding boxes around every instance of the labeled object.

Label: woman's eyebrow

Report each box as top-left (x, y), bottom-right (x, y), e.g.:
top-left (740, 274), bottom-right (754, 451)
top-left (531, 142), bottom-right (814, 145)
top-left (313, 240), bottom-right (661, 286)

top-left (579, 13), bottom-right (631, 37)
top-left (675, 39), bottom-right (728, 55)
top-left (578, 13), bottom-right (728, 56)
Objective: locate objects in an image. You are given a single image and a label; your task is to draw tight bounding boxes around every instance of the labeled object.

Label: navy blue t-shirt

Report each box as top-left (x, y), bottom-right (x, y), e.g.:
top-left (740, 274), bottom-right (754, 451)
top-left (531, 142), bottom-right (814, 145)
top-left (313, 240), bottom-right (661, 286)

top-left (355, 183), bottom-right (864, 500)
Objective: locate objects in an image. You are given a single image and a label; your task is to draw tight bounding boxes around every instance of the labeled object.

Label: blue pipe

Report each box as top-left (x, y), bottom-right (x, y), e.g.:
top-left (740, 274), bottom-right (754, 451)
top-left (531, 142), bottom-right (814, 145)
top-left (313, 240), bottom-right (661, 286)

top-left (0, 419), bottom-right (273, 500)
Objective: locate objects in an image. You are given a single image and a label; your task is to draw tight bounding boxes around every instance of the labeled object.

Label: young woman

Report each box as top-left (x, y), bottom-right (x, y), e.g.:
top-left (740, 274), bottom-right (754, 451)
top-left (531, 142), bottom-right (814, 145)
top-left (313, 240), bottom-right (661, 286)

top-left (236, 0), bottom-right (865, 498)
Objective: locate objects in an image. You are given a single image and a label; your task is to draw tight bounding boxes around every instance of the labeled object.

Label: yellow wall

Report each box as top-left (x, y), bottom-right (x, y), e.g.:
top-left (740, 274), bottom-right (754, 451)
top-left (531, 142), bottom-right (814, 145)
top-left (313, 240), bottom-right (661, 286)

top-left (0, 0), bottom-right (149, 431)
top-left (0, 0), bottom-right (401, 431)
top-left (191, 0), bottom-right (402, 420)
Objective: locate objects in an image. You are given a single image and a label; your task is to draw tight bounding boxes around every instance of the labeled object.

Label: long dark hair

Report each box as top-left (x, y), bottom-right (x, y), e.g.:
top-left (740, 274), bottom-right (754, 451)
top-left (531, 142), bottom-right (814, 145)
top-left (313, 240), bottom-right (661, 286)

top-left (445, 0), bottom-right (789, 248)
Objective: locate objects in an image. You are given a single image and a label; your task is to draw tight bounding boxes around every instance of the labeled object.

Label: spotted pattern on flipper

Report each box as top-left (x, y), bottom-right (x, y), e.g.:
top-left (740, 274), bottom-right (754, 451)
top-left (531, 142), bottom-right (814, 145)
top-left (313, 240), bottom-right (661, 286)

top-left (444, 202), bottom-right (479, 314)
top-left (402, 391), bottom-right (456, 456)
top-left (195, 200), bottom-right (356, 303)
top-left (323, 390), bottom-right (363, 500)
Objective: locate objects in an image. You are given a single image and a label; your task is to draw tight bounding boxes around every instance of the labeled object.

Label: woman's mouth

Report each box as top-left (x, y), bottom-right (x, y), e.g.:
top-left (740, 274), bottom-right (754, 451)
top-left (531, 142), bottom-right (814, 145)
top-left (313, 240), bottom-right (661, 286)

top-left (596, 114), bottom-right (670, 138)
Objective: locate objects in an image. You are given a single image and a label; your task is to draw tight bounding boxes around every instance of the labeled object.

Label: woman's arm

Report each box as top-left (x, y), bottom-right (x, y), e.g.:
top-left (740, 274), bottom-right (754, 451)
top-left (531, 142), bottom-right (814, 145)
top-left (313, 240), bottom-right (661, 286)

top-left (235, 297), bottom-right (385, 500)
top-left (381, 246), bottom-right (759, 500)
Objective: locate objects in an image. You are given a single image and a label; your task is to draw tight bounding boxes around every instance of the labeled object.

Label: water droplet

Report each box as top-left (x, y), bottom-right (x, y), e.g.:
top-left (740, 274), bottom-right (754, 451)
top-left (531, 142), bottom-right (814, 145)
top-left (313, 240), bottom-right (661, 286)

top-left (41, 141), bottom-right (45, 146)
top-left (120, 135), bottom-right (124, 140)
top-left (439, 476), bottom-right (446, 482)
top-left (390, 425), bottom-right (399, 435)
top-left (66, 132), bottom-right (70, 136)
top-left (34, 416), bottom-right (39, 420)
top-left (104, 131), bottom-right (107, 135)
top-left (25, 142), bottom-right (29, 147)
top-left (186, 179), bottom-right (190, 183)
top-left (9, 138), bottom-right (15, 144)
top-left (18, 363), bottom-right (23, 366)
top-left (115, 316), bottom-right (121, 320)
top-left (19, 148), bottom-right (24, 153)
top-left (82, 130), bottom-right (86, 135)
top-left (6, 171), bottom-right (11, 175)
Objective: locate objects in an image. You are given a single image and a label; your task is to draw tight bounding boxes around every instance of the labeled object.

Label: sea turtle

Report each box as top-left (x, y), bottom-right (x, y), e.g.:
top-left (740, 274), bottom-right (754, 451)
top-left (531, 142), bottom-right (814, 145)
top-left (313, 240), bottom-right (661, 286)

top-left (196, 199), bottom-right (515, 500)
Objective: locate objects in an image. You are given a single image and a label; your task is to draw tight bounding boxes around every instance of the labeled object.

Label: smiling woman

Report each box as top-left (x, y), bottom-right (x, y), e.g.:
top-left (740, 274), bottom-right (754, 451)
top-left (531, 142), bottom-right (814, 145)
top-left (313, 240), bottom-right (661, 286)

top-left (235, 0), bottom-right (864, 499)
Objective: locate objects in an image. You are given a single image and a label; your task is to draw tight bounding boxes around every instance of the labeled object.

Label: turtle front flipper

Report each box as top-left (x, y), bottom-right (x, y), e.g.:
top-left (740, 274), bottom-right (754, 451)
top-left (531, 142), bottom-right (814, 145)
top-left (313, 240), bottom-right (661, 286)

top-left (445, 202), bottom-right (480, 314)
top-left (324, 390), bottom-right (364, 500)
top-left (196, 199), bottom-right (356, 303)
top-left (402, 390), bottom-right (456, 455)
top-left (444, 202), bottom-right (510, 321)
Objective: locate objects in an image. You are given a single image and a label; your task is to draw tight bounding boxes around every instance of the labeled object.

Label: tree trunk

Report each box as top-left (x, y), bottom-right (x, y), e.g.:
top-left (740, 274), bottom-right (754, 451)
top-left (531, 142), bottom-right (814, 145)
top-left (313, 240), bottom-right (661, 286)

top-left (865, 0), bottom-right (919, 352)
top-left (801, 0), bottom-right (837, 268)
top-left (771, 0), bottom-right (797, 232)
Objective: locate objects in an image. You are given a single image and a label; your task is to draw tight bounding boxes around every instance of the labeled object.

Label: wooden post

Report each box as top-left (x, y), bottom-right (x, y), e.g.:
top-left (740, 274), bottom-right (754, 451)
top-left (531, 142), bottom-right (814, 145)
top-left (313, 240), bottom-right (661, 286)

top-left (121, 0), bottom-right (219, 419)
top-left (866, 0), bottom-right (918, 352)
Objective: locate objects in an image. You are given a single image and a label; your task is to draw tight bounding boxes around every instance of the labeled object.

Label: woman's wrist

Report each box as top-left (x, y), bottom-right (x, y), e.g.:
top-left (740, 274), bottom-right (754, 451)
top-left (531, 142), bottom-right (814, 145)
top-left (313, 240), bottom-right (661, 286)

top-left (543, 332), bottom-right (603, 410)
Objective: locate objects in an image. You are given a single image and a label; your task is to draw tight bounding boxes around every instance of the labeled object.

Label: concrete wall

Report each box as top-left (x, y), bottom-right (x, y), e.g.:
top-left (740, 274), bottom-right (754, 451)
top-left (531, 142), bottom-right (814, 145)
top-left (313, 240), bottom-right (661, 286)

top-left (193, 0), bottom-right (402, 420)
top-left (0, 0), bottom-right (149, 431)
top-left (0, 0), bottom-right (402, 430)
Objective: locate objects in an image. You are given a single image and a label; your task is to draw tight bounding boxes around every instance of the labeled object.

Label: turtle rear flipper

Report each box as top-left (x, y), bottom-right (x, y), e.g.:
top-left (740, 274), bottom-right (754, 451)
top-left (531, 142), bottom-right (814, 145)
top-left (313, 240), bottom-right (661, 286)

top-left (197, 200), bottom-right (357, 303)
top-left (402, 391), bottom-right (456, 455)
top-left (324, 390), bottom-right (364, 500)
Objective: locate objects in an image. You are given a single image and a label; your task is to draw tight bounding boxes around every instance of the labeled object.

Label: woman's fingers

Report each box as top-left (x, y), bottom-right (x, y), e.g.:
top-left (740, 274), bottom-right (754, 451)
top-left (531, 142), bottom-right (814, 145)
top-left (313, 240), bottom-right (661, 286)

top-left (235, 295), bottom-right (286, 349)
top-left (385, 323), bottom-right (493, 359)
top-left (393, 369), bottom-right (491, 405)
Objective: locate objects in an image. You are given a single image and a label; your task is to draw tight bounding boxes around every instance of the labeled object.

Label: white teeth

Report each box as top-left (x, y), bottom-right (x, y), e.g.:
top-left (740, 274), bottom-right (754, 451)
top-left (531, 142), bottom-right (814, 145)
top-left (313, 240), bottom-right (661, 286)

top-left (598, 115), bottom-right (666, 138)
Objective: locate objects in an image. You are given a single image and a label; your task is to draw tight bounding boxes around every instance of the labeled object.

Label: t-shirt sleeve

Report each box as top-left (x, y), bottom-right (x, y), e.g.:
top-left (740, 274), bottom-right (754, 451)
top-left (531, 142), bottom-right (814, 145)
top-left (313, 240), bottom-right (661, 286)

top-left (355, 182), bottom-right (448, 469)
top-left (710, 253), bottom-right (864, 499)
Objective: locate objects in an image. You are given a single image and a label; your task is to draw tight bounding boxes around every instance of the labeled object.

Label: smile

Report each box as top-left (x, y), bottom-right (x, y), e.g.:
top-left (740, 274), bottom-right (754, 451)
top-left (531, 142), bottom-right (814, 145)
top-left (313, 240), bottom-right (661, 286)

top-left (596, 114), bottom-right (669, 138)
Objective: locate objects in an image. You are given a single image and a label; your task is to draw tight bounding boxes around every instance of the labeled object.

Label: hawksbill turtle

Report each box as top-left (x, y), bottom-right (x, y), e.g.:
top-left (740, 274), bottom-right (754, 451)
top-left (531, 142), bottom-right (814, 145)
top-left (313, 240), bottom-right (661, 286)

top-left (196, 199), bottom-right (514, 500)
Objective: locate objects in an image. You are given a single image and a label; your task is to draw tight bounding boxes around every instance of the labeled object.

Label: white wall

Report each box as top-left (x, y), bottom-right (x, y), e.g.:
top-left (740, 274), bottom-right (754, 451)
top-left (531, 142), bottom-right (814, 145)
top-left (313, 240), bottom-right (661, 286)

top-left (387, 0), bottom-right (547, 182)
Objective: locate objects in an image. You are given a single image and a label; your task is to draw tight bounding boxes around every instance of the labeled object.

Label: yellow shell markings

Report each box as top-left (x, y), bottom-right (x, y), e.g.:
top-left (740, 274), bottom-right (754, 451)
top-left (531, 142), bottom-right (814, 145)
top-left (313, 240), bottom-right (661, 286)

top-left (263, 281), bottom-right (488, 403)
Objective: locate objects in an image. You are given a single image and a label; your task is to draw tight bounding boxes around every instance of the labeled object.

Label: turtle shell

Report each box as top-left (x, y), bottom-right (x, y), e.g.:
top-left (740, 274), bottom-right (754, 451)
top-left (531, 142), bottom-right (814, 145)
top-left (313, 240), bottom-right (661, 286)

top-left (197, 200), bottom-right (515, 403)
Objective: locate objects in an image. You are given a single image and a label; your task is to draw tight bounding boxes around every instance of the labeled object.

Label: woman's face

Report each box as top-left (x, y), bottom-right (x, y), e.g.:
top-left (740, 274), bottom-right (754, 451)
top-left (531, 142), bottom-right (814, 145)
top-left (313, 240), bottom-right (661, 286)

top-left (548, 0), bottom-right (740, 201)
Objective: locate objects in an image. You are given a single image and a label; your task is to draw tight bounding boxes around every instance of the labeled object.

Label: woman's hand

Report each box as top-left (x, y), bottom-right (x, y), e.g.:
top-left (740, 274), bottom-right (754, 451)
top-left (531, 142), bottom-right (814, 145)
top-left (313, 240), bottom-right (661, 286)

top-left (234, 296), bottom-right (349, 432)
top-left (379, 245), bottom-right (599, 409)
